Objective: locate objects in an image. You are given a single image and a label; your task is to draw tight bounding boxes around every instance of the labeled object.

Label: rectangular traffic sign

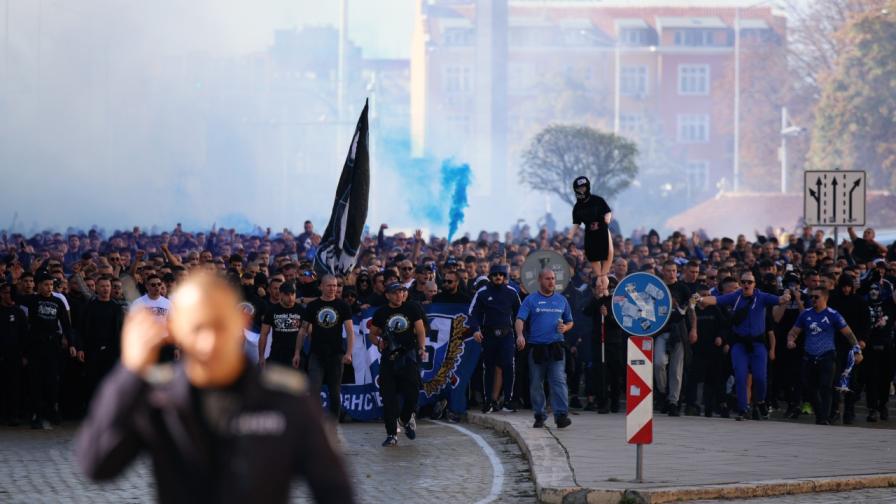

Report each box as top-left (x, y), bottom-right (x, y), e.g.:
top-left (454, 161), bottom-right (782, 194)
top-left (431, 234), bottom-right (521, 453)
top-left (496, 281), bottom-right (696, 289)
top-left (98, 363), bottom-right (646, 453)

top-left (804, 170), bottom-right (866, 226)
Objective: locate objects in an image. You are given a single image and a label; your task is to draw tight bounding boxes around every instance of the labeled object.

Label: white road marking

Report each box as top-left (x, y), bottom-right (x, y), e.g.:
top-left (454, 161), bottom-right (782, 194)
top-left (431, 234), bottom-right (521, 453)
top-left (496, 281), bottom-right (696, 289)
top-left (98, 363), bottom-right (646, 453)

top-left (433, 420), bottom-right (505, 504)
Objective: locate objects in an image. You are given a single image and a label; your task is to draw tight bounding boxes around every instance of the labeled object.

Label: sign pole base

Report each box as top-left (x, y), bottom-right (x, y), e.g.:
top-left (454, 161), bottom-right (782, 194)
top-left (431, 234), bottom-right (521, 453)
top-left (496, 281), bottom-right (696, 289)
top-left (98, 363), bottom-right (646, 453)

top-left (635, 444), bottom-right (644, 483)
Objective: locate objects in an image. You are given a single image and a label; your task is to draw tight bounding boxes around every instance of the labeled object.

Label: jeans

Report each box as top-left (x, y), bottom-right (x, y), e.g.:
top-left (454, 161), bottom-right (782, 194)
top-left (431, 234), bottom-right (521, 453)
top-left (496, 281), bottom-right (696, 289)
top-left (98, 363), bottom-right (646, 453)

top-left (308, 352), bottom-right (345, 418)
top-left (528, 348), bottom-right (568, 420)
top-left (654, 332), bottom-right (684, 404)
top-left (802, 351), bottom-right (837, 423)
top-left (731, 341), bottom-right (768, 413)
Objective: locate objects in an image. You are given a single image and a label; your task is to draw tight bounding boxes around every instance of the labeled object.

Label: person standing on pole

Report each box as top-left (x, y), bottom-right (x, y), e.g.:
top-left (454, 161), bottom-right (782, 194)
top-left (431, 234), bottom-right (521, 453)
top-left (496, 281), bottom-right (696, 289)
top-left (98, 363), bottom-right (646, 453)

top-left (569, 176), bottom-right (613, 296)
top-left (468, 264), bottom-right (521, 413)
top-left (515, 269), bottom-right (574, 429)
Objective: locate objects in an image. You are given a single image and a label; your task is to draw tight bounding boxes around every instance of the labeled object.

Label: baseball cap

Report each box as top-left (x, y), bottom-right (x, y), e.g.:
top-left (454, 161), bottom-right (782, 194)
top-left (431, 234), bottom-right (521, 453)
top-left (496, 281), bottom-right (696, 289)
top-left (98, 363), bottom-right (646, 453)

top-left (385, 282), bottom-right (407, 293)
top-left (489, 264), bottom-right (509, 276)
top-left (415, 265), bottom-right (429, 274)
top-left (445, 257), bottom-right (458, 267)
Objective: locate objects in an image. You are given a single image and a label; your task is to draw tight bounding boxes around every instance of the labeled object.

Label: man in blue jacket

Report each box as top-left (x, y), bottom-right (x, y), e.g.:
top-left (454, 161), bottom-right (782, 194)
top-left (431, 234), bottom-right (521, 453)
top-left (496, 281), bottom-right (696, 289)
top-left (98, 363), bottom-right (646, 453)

top-left (515, 269), bottom-right (574, 429)
top-left (698, 272), bottom-right (791, 421)
top-left (468, 264), bottom-right (521, 413)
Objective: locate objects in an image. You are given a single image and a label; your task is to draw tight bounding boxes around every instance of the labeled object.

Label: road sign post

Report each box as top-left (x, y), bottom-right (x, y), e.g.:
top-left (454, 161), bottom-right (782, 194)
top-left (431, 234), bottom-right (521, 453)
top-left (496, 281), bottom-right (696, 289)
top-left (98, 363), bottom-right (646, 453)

top-left (612, 273), bottom-right (671, 483)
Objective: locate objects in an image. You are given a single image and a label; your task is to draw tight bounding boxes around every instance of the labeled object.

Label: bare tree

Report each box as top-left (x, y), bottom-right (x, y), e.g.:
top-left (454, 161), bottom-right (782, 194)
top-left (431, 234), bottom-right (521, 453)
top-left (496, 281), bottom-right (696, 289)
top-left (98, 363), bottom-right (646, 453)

top-left (520, 125), bottom-right (638, 207)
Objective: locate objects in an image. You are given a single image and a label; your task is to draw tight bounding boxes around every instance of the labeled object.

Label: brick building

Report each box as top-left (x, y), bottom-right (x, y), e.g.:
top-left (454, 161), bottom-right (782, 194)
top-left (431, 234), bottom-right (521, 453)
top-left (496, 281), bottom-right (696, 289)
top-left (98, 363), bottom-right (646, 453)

top-left (410, 0), bottom-right (787, 202)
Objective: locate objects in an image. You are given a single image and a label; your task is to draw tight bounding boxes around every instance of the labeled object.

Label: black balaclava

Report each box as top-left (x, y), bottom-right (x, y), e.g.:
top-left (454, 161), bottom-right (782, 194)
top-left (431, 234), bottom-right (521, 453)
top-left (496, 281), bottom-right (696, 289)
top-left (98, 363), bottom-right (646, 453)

top-left (573, 176), bottom-right (590, 201)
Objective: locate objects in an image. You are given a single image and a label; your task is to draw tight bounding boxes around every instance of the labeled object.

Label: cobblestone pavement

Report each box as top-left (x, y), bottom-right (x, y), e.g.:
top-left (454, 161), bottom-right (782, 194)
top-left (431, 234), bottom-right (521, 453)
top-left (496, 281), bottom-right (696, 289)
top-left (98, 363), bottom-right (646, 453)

top-left (0, 420), bottom-right (535, 504)
top-left (691, 487), bottom-right (896, 503)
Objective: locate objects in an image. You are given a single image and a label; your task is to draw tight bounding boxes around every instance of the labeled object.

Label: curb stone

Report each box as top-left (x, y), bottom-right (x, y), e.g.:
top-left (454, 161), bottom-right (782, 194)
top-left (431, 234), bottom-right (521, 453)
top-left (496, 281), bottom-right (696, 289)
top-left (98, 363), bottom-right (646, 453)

top-left (468, 412), bottom-right (896, 504)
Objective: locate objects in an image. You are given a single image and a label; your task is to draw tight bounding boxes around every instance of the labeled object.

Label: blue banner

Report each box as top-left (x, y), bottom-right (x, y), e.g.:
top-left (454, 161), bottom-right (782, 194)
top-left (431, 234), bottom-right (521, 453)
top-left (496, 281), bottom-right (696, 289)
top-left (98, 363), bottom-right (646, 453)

top-left (321, 303), bottom-right (480, 421)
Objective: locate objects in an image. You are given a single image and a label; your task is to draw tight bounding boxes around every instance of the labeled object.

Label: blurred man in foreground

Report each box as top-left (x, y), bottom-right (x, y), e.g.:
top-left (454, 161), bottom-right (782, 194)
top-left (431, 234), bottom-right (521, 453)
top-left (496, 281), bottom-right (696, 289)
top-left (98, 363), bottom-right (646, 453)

top-left (75, 272), bottom-right (354, 504)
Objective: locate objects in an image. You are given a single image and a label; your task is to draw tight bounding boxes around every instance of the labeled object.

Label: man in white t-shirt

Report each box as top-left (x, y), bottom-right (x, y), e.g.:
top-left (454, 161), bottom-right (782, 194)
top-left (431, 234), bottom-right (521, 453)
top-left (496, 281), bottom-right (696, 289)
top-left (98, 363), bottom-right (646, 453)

top-left (130, 274), bottom-right (175, 360)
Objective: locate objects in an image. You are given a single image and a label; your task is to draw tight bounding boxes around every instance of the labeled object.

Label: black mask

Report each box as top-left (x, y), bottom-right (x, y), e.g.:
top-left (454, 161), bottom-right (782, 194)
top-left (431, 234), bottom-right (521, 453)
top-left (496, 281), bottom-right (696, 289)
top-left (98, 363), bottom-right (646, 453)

top-left (573, 176), bottom-right (590, 201)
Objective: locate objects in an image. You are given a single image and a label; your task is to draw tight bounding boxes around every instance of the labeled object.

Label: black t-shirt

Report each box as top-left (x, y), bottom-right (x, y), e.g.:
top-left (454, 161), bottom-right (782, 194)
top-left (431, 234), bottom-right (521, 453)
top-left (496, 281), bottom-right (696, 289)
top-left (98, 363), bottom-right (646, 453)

top-left (297, 282), bottom-right (321, 300)
top-left (305, 298), bottom-right (352, 356)
top-left (0, 304), bottom-right (28, 353)
top-left (81, 299), bottom-right (124, 351)
top-left (262, 303), bottom-right (304, 361)
top-left (432, 290), bottom-right (471, 305)
top-left (572, 194), bottom-right (611, 232)
top-left (371, 302), bottom-right (424, 350)
top-left (852, 238), bottom-right (882, 264)
top-left (665, 281), bottom-right (692, 325)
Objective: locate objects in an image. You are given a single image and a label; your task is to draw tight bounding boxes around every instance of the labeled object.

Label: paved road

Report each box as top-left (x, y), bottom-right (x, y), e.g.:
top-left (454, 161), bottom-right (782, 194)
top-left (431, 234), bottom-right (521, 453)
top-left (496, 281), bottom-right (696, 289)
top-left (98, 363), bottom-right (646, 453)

top-left (0, 420), bottom-right (535, 504)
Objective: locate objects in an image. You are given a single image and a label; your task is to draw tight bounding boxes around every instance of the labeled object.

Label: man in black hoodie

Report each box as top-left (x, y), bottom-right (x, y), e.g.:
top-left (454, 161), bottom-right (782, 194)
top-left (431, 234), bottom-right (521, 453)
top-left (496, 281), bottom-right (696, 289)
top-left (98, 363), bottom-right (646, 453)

top-left (828, 275), bottom-right (870, 424)
top-left (864, 283), bottom-right (895, 421)
top-left (0, 282), bottom-right (28, 425)
top-left (79, 275), bottom-right (125, 401)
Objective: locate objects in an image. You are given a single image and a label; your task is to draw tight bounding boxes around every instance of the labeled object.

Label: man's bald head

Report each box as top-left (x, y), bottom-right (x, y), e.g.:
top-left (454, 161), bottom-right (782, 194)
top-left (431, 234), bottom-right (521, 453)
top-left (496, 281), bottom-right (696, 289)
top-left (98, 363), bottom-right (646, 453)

top-left (168, 272), bottom-right (246, 387)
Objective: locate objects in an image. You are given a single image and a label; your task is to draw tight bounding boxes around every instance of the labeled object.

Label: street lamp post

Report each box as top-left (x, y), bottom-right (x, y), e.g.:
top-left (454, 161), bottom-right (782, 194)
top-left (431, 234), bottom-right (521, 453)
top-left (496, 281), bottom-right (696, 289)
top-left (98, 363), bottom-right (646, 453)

top-left (779, 106), bottom-right (804, 194)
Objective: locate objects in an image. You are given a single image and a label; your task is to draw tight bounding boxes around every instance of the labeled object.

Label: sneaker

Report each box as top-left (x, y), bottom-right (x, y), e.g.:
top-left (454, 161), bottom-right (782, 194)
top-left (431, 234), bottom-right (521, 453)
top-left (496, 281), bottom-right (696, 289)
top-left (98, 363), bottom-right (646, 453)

top-left (735, 411), bottom-right (749, 421)
top-left (667, 403), bottom-right (680, 417)
top-left (41, 419), bottom-right (53, 430)
top-left (555, 415), bottom-right (572, 429)
top-left (684, 405), bottom-right (700, 416)
top-left (801, 402), bottom-right (814, 415)
top-left (500, 403), bottom-right (517, 413)
top-left (446, 411), bottom-right (462, 423)
top-left (430, 399), bottom-right (447, 420)
top-left (482, 401), bottom-right (496, 414)
top-left (402, 413), bottom-right (417, 440)
top-left (758, 402), bottom-right (769, 420)
top-left (533, 417), bottom-right (545, 428)
top-left (815, 419), bottom-right (830, 426)
top-left (569, 397), bottom-right (583, 409)
top-left (867, 410), bottom-right (878, 423)
top-left (382, 435), bottom-right (398, 447)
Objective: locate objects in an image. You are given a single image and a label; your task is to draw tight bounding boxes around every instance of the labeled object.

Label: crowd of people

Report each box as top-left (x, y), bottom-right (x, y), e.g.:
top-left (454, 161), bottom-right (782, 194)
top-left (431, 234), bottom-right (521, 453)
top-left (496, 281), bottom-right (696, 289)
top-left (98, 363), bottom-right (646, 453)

top-left (1, 218), bottom-right (895, 433)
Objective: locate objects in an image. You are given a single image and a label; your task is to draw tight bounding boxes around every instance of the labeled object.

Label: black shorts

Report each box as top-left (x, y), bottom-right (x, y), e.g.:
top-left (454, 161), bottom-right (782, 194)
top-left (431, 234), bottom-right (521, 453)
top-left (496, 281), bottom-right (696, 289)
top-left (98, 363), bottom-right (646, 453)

top-left (584, 228), bottom-right (610, 262)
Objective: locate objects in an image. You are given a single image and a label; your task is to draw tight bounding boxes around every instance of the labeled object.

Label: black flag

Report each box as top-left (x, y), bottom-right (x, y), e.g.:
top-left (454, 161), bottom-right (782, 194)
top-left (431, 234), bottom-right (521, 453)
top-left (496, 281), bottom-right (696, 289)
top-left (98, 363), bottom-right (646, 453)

top-left (313, 100), bottom-right (370, 277)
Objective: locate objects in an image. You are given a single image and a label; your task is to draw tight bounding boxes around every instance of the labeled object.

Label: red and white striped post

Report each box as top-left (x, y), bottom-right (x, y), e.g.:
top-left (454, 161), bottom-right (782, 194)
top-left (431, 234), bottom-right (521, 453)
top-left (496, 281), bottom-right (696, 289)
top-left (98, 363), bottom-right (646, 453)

top-left (626, 336), bottom-right (653, 483)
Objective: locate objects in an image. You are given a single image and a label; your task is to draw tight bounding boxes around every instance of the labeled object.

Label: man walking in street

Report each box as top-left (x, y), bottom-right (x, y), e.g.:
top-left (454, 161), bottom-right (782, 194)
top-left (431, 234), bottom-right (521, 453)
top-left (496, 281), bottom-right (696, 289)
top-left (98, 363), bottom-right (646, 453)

top-left (468, 264), bottom-right (521, 413)
top-left (515, 269), bottom-right (574, 429)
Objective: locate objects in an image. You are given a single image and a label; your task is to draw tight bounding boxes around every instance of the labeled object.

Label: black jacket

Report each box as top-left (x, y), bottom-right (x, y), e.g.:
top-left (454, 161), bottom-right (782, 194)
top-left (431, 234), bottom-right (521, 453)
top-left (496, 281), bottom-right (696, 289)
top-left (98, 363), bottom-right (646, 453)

top-left (76, 363), bottom-right (354, 504)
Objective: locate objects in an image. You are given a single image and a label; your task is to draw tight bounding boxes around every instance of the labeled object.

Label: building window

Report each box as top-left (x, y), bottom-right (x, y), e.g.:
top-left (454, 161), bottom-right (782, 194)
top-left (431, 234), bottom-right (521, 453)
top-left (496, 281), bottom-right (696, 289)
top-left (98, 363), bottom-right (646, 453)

top-left (620, 65), bottom-right (648, 96)
top-left (443, 66), bottom-right (473, 93)
top-left (678, 64), bottom-right (710, 95)
top-left (677, 114), bottom-right (710, 143)
top-left (674, 29), bottom-right (715, 47)
top-left (444, 28), bottom-right (474, 46)
top-left (619, 113), bottom-right (644, 135)
top-left (620, 28), bottom-right (648, 46)
top-left (685, 161), bottom-right (710, 193)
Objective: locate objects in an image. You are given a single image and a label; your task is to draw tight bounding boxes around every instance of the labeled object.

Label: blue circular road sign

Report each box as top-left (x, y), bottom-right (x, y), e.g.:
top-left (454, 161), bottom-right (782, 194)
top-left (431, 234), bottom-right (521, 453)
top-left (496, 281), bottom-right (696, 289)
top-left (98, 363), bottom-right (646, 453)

top-left (612, 272), bottom-right (672, 337)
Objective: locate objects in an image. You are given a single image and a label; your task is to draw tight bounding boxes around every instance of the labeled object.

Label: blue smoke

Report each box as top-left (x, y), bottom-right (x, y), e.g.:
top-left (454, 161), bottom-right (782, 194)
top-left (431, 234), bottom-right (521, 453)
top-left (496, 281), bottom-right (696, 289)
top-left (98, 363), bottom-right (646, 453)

top-left (379, 134), bottom-right (473, 238)
top-left (441, 161), bottom-right (471, 241)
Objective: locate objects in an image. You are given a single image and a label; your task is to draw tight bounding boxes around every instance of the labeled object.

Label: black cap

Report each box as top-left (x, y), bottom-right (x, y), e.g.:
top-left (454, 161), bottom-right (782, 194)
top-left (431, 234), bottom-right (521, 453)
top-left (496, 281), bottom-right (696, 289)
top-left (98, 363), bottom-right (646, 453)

top-left (385, 282), bottom-right (407, 293)
top-left (415, 265), bottom-right (428, 274)
top-left (279, 282), bottom-right (296, 295)
top-left (36, 272), bottom-right (54, 284)
top-left (445, 257), bottom-right (458, 267)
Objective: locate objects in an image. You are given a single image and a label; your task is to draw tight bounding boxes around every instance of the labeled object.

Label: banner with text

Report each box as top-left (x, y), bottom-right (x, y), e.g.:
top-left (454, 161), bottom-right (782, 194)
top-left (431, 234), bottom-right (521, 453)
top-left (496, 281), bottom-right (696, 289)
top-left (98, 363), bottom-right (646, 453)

top-left (321, 303), bottom-right (480, 421)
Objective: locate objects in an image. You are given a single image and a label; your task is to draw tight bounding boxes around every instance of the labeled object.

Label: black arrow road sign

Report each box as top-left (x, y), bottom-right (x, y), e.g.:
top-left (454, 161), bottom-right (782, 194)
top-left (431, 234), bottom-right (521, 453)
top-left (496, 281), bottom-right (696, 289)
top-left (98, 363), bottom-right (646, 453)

top-left (809, 177), bottom-right (822, 222)
top-left (830, 177), bottom-right (838, 224)
top-left (849, 178), bottom-right (861, 221)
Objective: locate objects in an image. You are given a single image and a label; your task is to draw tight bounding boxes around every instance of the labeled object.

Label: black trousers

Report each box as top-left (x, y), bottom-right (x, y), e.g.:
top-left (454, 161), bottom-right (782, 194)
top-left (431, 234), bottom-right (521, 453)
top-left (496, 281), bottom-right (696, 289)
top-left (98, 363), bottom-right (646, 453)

top-left (28, 344), bottom-right (61, 420)
top-left (380, 359), bottom-right (420, 436)
top-left (685, 347), bottom-right (725, 413)
top-left (802, 351), bottom-right (836, 423)
top-left (309, 352), bottom-right (345, 418)
top-left (863, 343), bottom-right (894, 412)
top-left (592, 340), bottom-right (624, 408)
top-left (0, 352), bottom-right (22, 420)
top-left (772, 345), bottom-right (803, 409)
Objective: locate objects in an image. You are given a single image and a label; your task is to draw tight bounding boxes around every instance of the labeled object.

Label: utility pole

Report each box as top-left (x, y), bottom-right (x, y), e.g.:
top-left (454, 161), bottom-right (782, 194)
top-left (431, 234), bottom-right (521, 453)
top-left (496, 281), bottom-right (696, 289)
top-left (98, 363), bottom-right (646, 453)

top-left (733, 6), bottom-right (740, 192)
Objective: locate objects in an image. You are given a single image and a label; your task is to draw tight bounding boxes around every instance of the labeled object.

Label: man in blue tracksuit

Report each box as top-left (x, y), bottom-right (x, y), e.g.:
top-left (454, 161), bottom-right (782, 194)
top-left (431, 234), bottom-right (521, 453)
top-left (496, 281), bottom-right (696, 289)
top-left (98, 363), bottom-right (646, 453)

top-left (468, 264), bottom-right (521, 413)
top-left (515, 269), bottom-right (574, 429)
top-left (698, 271), bottom-right (791, 421)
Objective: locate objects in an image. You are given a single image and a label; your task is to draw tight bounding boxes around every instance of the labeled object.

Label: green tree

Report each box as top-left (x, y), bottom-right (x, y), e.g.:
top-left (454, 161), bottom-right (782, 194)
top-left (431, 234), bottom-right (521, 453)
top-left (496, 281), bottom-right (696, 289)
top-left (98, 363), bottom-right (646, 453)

top-left (520, 125), bottom-right (638, 206)
top-left (809, 3), bottom-right (896, 189)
